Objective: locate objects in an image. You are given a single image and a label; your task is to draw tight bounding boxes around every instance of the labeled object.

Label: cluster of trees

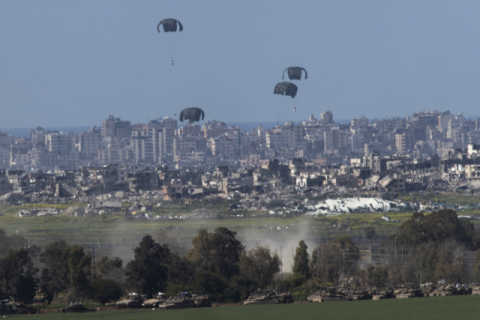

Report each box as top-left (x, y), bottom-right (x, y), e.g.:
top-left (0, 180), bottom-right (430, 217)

top-left (281, 237), bottom-right (361, 297)
top-left (0, 227), bottom-right (281, 304)
top-left (126, 228), bottom-right (281, 302)
top-left (376, 209), bottom-right (480, 286)
top-left (1, 209), bottom-right (480, 304)
top-left (279, 209), bottom-right (480, 296)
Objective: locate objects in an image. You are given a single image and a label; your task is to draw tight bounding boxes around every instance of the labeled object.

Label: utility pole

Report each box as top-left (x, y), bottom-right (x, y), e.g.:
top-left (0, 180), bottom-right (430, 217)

top-left (394, 236), bottom-right (397, 257)
top-left (280, 246), bottom-right (284, 283)
top-left (91, 247), bottom-right (96, 267)
top-left (419, 245), bottom-right (422, 285)
top-left (342, 249), bottom-right (346, 287)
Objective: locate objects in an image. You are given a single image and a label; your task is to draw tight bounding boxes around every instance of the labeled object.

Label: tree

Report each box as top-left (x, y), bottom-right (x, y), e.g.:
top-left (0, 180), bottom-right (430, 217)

top-left (365, 226), bottom-right (375, 241)
top-left (309, 247), bottom-right (322, 279)
top-left (473, 249), bottom-right (480, 281)
top-left (193, 270), bottom-right (228, 302)
top-left (309, 237), bottom-right (360, 285)
top-left (39, 241), bottom-right (71, 292)
top-left (67, 246), bottom-right (92, 296)
top-left (292, 240), bottom-right (310, 279)
top-left (433, 248), bottom-right (467, 284)
top-left (168, 255), bottom-right (196, 288)
top-left (282, 273), bottom-right (306, 291)
top-left (400, 260), bottom-right (418, 284)
top-left (38, 268), bottom-right (55, 305)
top-left (225, 275), bottom-right (257, 302)
top-left (332, 236), bottom-right (360, 278)
top-left (95, 256), bottom-right (125, 284)
top-left (188, 228), bottom-right (244, 280)
top-left (421, 246), bottom-right (439, 283)
top-left (367, 265), bottom-right (388, 288)
top-left (0, 249), bottom-right (37, 303)
top-left (239, 244), bottom-right (281, 288)
top-left (0, 229), bottom-right (28, 257)
top-left (126, 235), bottom-right (171, 298)
top-left (313, 243), bottom-right (342, 284)
top-left (434, 249), bottom-right (454, 282)
top-left (156, 230), bottom-right (184, 255)
top-left (88, 279), bottom-right (123, 305)
top-left (398, 210), bottom-right (474, 246)
top-left (40, 242), bottom-right (92, 298)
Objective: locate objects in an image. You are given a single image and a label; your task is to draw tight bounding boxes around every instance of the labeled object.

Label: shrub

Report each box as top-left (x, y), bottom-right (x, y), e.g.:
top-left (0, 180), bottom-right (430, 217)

top-left (88, 279), bottom-right (123, 305)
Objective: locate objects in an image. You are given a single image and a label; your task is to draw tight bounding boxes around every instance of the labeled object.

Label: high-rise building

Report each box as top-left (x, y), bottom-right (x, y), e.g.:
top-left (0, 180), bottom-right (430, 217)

top-left (78, 126), bottom-right (102, 157)
top-left (102, 115), bottom-right (131, 140)
top-left (321, 110), bottom-right (333, 123)
top-left (395, 132), bottom-right (414, 154)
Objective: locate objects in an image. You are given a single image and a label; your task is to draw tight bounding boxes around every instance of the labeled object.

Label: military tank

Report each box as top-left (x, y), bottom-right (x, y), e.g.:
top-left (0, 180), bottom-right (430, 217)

top-left (0, 300), bottom-right (36, 315)
top-left (59, 302), bottom-right (94, 313)
top-left (346, 289), bottom-right (372, 301)
top-left (244, 291), bottom-right (294, 305)
top-left (371, 288), bottom-right (395, 300)
top-left (430, 285), bottom-right (456, 297)
top-left (309, 288), bottom-right (353, 302)
top-left (158, 293), bottom-right (210, 310)
top-left (471, 285), bottom-right (480, 295)
top-left (142, 293), bottom-right (169, 308)
top-left (395, 287), bottom-right (424, 299)
top-left (116, 293), bottom-right (146, 309)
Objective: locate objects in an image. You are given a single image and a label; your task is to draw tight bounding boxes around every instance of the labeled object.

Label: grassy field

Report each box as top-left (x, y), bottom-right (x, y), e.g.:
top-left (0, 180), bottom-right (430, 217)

top-left (13, 295), bottom-right (480, 320)
top-left (398, 192), bottom-right (480, 206)
top-left (2, 191), bottom-right (480, 254)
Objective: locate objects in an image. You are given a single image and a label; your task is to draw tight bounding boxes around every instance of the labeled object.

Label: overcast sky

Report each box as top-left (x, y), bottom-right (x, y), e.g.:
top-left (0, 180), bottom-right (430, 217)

top-left (1, 0), bottom-right (480, 129)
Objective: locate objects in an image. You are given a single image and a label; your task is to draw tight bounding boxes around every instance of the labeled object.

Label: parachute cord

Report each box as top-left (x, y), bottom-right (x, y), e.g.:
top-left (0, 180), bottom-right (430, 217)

top-left (278, 106), bottom-right (289, 123)
top-left (293, 80), bottom-right (307, 112)
top-left (169, 33), bottom-right (181, 60)
top-left (161, 37), bottom-right (174, 61)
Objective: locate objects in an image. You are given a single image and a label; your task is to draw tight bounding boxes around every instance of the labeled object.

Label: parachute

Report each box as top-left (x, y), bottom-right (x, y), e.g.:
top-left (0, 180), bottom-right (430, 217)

top-left (157, 19), bottom-right (183, 65)
top-left (157, 19), bottom-right (183, 33)
top-left (282, 67), bottom-right (308, 81)
top-left (274, 82), bottom-right (298, 98)
top-left (179, 107), bottom-right (205, 123)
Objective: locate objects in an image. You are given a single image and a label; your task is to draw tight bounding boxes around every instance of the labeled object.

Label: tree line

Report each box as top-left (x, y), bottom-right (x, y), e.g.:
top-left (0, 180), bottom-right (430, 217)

top-left (0, 227), bottom-right (282, 304)
top-left (284, 209), bottom-right (480, 298)
top-left (1, 209), bottom-right (480, 304)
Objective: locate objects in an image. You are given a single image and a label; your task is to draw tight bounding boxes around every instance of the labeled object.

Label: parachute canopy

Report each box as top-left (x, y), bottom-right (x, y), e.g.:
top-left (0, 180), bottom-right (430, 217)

top-left (274, 82), bottom-right (298, 98)
top-left (157, 19), bottom-right (183, 33)
top-left (179, 107), bottom-right (205, 123)
top-left (282, 67), bottom-right (308, 80)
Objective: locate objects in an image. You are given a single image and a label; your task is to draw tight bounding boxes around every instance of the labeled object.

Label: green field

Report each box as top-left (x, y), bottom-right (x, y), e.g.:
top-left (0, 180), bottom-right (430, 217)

top-left (12, 295), bottom-right (480, 320)
top-left (2, 191), bottom-right (480, 255)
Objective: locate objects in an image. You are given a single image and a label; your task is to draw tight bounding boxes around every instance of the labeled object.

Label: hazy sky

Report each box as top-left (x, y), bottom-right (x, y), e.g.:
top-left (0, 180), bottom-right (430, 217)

top-left (1, 0), bottom-right (480, 129)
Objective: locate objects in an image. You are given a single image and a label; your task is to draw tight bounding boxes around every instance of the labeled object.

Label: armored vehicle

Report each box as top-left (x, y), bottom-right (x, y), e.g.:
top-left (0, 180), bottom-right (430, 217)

top-left (116, 293), bottom-right (146, 309)
top-left (430, 285), bottom-right (456, 297)
top-left (158, 293), bottom-right (210, 310)
top-left (395, 288), bottom-right (424, 298)
top-left (0, 300), bottom-right (36, 315)
top-left (143, 295), bottom-right (168, 308)
top-left (372, 289), bottom-right (395, 300)
top-left (244, 291), bottom-right (293, 305)
top-left (59, 302), bottom-right (94, 313)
